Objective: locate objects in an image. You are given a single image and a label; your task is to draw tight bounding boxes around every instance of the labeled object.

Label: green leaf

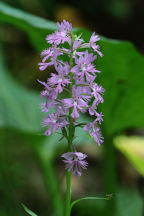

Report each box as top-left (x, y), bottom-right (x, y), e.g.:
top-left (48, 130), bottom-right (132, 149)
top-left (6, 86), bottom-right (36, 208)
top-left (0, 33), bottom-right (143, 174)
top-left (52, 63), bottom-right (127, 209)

top-left (0, 44), bottom-right (43, 132)
top-left (0, 2), bottom-right (57, 51)
top-left (114, 135), bottom-right (144, 177)
top-left (71, 196), bottom-right (109, 210)
top-left (22, 204), bottom-right (38, 216)
top-left (100, 40), bottom-right (144, 135)
top-left (115, 187), bottom-right (143, 216)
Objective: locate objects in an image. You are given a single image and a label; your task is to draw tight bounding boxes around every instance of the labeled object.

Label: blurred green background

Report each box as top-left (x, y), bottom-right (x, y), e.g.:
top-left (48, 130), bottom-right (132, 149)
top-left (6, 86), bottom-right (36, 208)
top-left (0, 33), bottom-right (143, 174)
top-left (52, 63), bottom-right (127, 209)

top-left (0, 0), bottom-right (144, 216)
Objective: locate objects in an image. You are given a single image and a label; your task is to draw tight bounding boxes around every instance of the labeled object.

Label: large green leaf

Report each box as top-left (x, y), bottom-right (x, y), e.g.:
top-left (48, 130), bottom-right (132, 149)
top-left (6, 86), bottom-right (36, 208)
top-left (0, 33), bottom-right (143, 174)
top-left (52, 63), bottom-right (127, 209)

top-left (0, 2), bottom-right (57, 51)
top-left (0, 44), bottom-right (43, 132)
top-left (100, 40), bottom-right (144, 135)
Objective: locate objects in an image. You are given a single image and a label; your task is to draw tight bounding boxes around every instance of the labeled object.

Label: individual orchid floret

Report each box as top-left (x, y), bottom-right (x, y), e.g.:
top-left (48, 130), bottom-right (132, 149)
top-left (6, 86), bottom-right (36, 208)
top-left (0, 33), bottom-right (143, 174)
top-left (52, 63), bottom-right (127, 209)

top-left (46, 20), bottom-right (72, 45)
top-left (76, 85), bottom-right (91, 102)
top-left (71, 51), bottom-right (99, 82)
top-left (38, 62), bottom-right (51, 71)
top-left (62, 97), bottom-right (87, 119)
top-left (73, 40), bottom-right (82, 50)
top-left (80, 32), bottom-right (103, 57)
top-left (42, 113), bottom-right (69, 136)
top-left (38, 47), bottom-right (63, 71)
top-left (41, 47), bottom-right (62, 63)
top-left (89, 99), bottom-right (104, 120)
top-left (90, 83), bottom-right (105, 103)
top-left (57, 20), bottom-right (72, 34)
top-left (48, 64), bottom-right (71, 93)
top-left (89, 32), bottom-right (103, 57)
top-left (62, 86), bottom-right (89, 119)
top-left (84, 120), bottom-right (104, 146)
top-left (95, 112), bottom-right (104, 124)
top-left (72, 39), bottom-right (85, 57)
top-left (89, 99), bottom-right (98, 116)
top-left (38, 80), bottom-right (57, 112)
top-left (61, 152), bottom-right (88, 176)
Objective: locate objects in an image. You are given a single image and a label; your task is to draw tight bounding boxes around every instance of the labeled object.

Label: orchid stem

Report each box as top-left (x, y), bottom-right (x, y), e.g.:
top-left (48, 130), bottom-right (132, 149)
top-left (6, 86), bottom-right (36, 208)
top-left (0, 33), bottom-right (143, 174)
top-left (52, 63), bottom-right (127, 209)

top-left (65, 37), bottom-right (74, 216)
top-left (65, 125), bottom-right (73, 216)
top-left (65, 169), bottom-right (71, 216)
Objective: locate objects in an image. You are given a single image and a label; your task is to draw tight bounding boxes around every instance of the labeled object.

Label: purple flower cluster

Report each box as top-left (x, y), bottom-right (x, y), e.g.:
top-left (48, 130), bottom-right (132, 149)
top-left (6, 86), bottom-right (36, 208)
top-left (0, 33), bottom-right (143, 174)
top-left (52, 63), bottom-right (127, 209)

top-left (38, 20), bottom-right (104, 175)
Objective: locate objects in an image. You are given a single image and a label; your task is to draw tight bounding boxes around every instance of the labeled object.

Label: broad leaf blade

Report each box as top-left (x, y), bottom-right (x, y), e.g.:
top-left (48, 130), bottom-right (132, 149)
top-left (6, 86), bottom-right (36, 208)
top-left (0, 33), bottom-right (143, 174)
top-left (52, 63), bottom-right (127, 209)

top-left (100, 40), bottom-right (144, 135)
top-left (0, 2), bottom-right (57, 51)
top-left (0, 44), bottom-right (43, 132)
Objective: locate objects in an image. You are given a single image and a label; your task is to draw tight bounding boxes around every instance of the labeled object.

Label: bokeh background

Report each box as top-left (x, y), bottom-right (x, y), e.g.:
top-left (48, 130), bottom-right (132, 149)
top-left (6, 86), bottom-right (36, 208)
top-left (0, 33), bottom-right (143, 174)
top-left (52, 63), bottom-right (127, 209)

top-left (0, 0), bottom-right (144, 216)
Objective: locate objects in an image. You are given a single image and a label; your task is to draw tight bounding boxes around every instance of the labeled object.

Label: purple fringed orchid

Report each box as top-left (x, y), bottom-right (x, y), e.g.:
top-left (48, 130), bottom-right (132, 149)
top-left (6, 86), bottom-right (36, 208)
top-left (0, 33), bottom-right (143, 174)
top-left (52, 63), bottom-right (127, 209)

top-left (38, 20), bottom-right (104, 176)
top-left (61, 152), bottom-right (88, 176)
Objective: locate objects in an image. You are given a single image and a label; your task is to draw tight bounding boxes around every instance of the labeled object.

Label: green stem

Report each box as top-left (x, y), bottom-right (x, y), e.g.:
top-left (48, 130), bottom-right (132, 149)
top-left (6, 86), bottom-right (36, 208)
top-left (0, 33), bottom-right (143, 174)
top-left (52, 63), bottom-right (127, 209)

top-left (65, 37), bottom-right (74, 216)
top-left (103, 130), bottom-right (117, 216)
top-left (65, 125), bottom-right (73, 216)
top-left (65, 170), bottom-right (71, 216)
